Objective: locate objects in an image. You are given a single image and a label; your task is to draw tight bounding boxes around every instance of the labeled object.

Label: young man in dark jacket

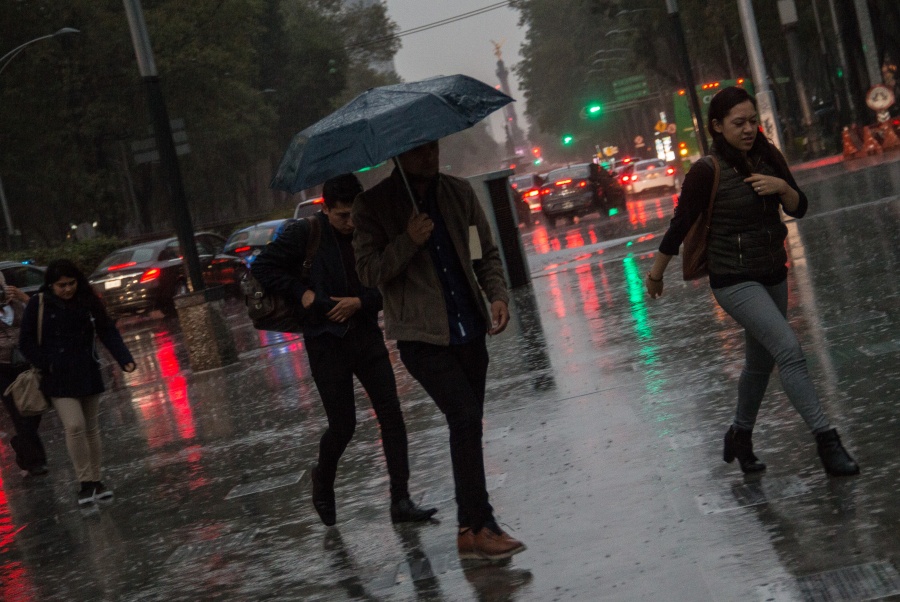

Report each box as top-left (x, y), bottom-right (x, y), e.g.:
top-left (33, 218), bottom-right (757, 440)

top-left (251, 174), bottom-right (436, 526)
top-left (352, 141), bottom-right (527, 561)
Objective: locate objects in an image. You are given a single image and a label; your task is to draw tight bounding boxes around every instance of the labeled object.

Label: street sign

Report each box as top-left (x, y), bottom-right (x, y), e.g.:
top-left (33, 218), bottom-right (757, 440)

top-left (634, 135), bottom-right (644, 146)
top-left (866, 84), bottom-right (895, 111)
top-left (666, 123), bottom-right (677, 135)
top-left (603, 146), bottom-right (619, 157)
top-left (654, 120), bottom-right (668, 133)
top-left (131, 118), bottom-right (190, 165)
top-left (613, 75), bottom-right (649, 103)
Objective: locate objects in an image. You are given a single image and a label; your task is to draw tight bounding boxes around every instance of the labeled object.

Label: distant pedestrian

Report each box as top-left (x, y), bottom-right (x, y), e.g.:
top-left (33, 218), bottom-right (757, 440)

top-left (353, 140), bottom-right (527, 561)
top-left (252, 174), bottom-right (437, 526)
top-left (645, 86), bottom-right (859, 477)
top-left (18, 259), bottom-right (136, 505)
top-left (0, 273), bottom-right (47, 477)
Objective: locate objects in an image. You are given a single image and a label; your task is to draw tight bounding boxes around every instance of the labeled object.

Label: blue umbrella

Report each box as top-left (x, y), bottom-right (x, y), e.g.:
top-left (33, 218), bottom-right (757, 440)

top-left (270, 74), bottom-right (514, 194)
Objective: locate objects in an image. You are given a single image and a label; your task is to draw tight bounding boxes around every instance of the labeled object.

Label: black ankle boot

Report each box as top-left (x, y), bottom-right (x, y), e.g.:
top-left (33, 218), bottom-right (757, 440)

top-left (310, 465), bottom-right (336, 526)
top-left (815, 428), bottom-right (860, 476)
top-left (723, 426), bottom-right (766, 473)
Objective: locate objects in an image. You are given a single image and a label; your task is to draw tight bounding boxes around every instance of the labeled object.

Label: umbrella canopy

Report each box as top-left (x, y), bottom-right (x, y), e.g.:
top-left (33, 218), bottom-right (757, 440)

top-left (271, 74), bottom-right (514, 193)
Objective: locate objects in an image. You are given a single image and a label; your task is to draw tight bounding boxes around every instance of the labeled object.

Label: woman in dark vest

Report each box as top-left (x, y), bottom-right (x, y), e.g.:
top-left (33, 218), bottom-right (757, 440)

top-left (19, 259), bottom-right (136, 505)
top-left (644, 86), bottom-right (858, 477)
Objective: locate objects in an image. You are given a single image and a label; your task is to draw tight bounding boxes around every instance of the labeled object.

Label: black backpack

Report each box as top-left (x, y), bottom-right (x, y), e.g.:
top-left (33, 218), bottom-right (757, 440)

top-left (241, 216), bottom-right (321, 333)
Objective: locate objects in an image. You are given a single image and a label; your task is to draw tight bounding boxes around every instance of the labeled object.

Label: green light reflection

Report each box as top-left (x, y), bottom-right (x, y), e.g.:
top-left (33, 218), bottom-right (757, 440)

top-left (622, 254), bottom-right (664, 396)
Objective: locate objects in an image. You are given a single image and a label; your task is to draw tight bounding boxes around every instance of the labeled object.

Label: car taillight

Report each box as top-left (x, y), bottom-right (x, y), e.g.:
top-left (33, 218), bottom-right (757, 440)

top-left (666, 167), bottom-right (675, 175)
top-left (578, 181), bottom-right (587, 188)
top-left (510, 183), bottom-right (518, 189)
top-left (525, 189), bottom-right (540, 198)
top-left (555, 179), bottom-right (572, 186)
top-left (139, 268), bottom-right (161, 283)
top-left (108, 261), bottom-right (137, 271)
top-left (630, 175), bottom-right (639, 182)
top-left (233, 246), bottom-right (251, 254)
top-left (540, 187), bottom-right (551, 196)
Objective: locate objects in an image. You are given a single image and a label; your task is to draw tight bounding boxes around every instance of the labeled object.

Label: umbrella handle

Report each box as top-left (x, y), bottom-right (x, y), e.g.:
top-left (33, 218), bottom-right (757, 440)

top-left (392, 157), bottom-right (419, 215)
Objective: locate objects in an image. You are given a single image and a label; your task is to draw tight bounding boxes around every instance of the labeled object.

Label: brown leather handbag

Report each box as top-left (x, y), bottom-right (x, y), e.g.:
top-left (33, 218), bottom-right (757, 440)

top-left (5, 294), bottom-right (48, 416)
top-left (682, 156), bottom-right (720, 281)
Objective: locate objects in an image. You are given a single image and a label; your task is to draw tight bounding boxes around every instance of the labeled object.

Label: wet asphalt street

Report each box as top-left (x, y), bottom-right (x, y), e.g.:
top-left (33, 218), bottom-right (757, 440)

top-left (1, 155), bottom-right (899, 601)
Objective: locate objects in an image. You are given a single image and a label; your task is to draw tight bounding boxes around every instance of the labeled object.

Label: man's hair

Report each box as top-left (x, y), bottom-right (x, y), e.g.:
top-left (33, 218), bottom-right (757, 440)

top-left (322, 174), bottom-right (363, 208)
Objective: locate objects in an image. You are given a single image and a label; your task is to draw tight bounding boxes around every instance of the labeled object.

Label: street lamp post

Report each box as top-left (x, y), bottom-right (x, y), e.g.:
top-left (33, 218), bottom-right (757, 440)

top-left (665, 0), bottom-right (708, 156)
top-left (0, 27), bottom-right (80, 249)
top-left (122, 0), bottom-right (204, 293)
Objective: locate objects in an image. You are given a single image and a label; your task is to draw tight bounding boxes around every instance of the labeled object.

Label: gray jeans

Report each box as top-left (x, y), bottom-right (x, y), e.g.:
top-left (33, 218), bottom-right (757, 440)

top-left (712, 280), bottom-right (830, 433)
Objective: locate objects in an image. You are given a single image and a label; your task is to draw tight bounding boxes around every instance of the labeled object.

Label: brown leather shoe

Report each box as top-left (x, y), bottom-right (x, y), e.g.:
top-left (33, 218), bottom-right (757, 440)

top-left (457, 526), bottom-right (527, 561)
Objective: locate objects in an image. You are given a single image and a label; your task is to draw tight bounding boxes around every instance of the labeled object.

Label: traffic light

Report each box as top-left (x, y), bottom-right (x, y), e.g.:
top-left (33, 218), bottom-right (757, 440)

top-left (562, 134), bottom-right (574, 146)
top-left (678, 141), bottom-right (688, 157)
top-left (586, 103), bottom-right (602, 117)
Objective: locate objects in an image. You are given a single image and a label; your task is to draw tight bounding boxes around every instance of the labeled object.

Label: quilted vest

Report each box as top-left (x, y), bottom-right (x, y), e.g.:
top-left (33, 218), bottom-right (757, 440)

top-left (706, 148), bottom-right (789, 278)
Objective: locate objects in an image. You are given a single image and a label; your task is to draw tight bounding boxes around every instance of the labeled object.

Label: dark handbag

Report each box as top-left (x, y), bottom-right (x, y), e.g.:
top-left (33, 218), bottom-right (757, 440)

top-left (243, 216), bottom-right (321, 333)
top-left (5, 294), bottom-right (48, 416)
top-left (682, 156), bottom-right (720, 281)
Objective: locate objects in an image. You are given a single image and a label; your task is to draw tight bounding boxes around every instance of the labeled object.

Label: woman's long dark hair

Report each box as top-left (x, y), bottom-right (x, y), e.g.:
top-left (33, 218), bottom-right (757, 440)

top-left (43, 259), bottom-right (107, 317)
top-left (707, 86), bottom-right (783, 177)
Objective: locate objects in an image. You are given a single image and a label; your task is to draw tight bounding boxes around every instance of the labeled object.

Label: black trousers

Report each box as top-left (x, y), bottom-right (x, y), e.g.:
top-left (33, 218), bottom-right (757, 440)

top-left (0, 363), bottom-right (47, 471)
top-left (305, 326), bottom-right (410, 503)
top-left (397, 337), bottom-right (493, 530)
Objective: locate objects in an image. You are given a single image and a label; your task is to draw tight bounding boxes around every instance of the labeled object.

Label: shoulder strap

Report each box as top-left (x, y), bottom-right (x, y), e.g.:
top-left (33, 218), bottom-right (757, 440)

top-left (37, 293), bottom-right (44, 346)
top-left (300, 216), bottom-right (322, 279)
top-left (705, 156), bottom-right (720, 214)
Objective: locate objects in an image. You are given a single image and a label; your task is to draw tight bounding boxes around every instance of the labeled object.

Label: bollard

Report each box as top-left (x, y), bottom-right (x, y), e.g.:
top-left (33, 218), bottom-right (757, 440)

top-left (174, 286), bottom-right (239, 372)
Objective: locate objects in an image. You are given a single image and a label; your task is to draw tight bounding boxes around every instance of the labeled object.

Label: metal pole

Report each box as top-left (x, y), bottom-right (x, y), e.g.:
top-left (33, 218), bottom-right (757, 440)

top-left (0, 176), bottom-right (14, 240)
top-left (736, 0), bottom-right (786, 150)
top-left (853, 0), bottom-right (882, 87)
top-left (122, 0), bottom-right (204, 292)
top-left (666, 0), bottom-right (708, 156)
top-left (778, 0), bottom-right (824, 156)
top-left (825, 0), bottom-right (858, 120)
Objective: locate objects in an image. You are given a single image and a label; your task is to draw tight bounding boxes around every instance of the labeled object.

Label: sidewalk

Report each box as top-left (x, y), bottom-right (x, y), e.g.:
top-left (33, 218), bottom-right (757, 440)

top-left (1, 181), bottom-right (899, 601)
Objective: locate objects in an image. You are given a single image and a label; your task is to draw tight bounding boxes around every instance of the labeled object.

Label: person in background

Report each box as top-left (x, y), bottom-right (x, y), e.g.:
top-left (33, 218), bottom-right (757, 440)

top-left (18, 259), bottom-right (136, 505)
top-left (0, 273), bottom-right (47, 477)
top-left (645, 86), bottom-right (859, 478)
top-left (252, 174), bottom-right (437, 527)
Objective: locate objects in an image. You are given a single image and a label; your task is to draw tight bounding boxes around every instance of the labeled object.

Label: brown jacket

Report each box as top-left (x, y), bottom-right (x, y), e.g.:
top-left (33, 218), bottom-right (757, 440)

top-left (352, 169), bottom-right (508, 345)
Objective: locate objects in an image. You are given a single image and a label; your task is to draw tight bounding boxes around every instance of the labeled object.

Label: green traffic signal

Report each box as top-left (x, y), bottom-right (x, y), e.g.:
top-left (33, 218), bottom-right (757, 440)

top-left (587, 103), bottom-right (602, 117)
top-left (562, 134), bottom-right (574, 146)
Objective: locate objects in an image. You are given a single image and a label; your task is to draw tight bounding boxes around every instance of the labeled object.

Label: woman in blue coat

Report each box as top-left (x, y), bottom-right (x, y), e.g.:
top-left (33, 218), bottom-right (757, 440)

top-left (19, 259), bottom-right (136, 505)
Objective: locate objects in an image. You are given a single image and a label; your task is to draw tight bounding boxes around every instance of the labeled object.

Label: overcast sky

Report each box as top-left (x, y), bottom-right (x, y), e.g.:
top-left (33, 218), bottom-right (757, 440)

top-left (382, 0), bottom-right (529, 141)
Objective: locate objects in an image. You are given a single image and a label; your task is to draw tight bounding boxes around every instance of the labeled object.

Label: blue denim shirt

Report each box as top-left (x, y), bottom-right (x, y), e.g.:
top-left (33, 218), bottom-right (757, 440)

top-left (419, 180), bottom-right (485, 345)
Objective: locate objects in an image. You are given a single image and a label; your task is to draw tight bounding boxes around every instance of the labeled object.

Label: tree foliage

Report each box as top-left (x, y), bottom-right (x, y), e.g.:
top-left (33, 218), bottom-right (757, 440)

top-left (0, 0), bottom-right (400, 246)
top-left (511, 0), bottom-right (865, 160)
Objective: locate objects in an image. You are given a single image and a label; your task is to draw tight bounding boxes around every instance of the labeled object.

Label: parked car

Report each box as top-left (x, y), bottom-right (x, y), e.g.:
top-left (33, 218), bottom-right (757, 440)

top-left (620, 158), bottom-right (679, 196)
top-left (224, 219), bottom-right (297, 266)
top-left (88, 233), bottom-right (245, 318)
top-left (539, 163), bottom-right (627, 225)
top-left (294, 197), bottom-right (324, 219)
top-left (0, 261), bottom-right (46, 296)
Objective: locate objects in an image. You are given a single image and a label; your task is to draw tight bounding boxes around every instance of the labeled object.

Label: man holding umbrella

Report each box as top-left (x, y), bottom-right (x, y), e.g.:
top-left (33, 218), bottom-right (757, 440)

top-left (352, 140), bottom-right (527, 561)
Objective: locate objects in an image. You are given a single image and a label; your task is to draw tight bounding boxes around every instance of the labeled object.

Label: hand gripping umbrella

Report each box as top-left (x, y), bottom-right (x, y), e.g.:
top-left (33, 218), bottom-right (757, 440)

top-left (270, 74), bottom-right (514, 207)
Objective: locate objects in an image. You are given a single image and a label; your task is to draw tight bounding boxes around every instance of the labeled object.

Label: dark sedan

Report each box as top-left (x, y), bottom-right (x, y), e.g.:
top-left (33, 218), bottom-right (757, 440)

top-left (88, 234), bottom-right (245, 317)
top-left (224, 218), bottom-right (297, 266)
top-left (539, 163), bottom-right (627, 225)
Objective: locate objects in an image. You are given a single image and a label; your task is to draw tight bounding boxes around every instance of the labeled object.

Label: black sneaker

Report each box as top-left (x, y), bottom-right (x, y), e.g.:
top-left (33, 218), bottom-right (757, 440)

top-left (78, 482), bottom-right (95, 505)
top-left (93, 481), bottom-right (114, 500)
top-left (390, 498), bottom-right (438, 523)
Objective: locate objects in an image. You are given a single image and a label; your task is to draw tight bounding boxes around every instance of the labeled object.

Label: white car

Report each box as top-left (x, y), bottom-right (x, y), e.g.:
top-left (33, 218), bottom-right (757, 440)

top-left (620, 159), bottom-right (679, 196)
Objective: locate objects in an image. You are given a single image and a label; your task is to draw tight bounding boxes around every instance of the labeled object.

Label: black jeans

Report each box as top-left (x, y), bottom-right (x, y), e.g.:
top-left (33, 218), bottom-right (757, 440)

top-left (305, 326), bottom-right (410, 503)
top-left (0, 363), bottom-right (47, 471)
top-left (397, 337), bottom-right (493, 530)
